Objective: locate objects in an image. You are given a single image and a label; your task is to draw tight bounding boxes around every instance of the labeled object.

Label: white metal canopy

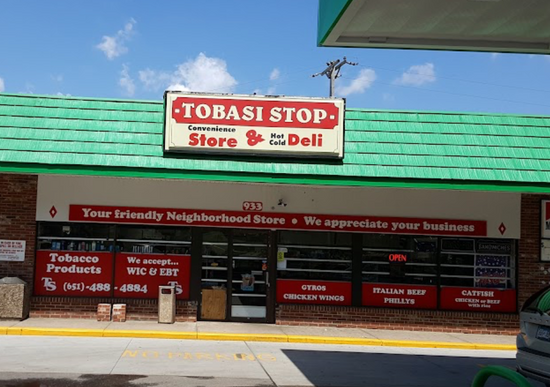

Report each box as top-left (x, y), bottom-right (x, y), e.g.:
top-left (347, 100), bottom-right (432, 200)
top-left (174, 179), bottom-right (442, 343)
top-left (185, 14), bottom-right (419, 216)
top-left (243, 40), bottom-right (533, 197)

top-left (320, 0), bottom-right (550, 54)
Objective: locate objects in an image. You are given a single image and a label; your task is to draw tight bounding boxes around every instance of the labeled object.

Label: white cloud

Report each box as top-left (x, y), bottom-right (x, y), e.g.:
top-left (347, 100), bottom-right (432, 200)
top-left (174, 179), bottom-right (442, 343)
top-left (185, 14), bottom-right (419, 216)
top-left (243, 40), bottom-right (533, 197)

top-left (0, 77), bottom-right (4, 92)
top-left (491, 53), bottom-right (500, 60)
top-left (269, 68), bottom-right (280, 81)
top-left (51, 74), bottom-right (63, 82)
top-left (166, 83), bottom-right (190, 92)
top-left (139, 53), bottom-right (237, 93)
top-left (393, 63), bottom-right (436, 86)
top-left (96, 18), bottom-right (136, 60)
top-left (56, 92), bottom-right (71, 97)
top-left (139, 68), bottom-right (170, 91)
top-left (335, 68), bottom-right (376, 97)
top-left (119, 64), bottom-right (136, 96)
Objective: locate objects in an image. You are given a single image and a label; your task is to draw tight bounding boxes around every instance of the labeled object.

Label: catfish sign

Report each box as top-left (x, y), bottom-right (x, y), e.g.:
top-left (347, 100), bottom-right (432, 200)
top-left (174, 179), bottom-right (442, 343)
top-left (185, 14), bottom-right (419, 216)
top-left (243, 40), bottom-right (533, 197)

top-left (164, 92), bottom-right (345, 158)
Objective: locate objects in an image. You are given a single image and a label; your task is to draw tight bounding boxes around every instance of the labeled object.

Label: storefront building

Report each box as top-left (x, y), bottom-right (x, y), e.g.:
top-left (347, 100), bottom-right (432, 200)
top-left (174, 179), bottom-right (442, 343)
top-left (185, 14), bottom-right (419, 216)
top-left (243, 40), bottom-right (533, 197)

top-left (1, 92), bottom-right (549, 334)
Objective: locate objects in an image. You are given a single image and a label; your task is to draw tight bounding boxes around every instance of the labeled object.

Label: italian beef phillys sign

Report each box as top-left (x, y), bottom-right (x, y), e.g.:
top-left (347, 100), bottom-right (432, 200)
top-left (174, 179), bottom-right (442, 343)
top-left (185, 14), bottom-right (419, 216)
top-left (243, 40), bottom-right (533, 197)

top-left (164, 92), bottom-right (345, 158)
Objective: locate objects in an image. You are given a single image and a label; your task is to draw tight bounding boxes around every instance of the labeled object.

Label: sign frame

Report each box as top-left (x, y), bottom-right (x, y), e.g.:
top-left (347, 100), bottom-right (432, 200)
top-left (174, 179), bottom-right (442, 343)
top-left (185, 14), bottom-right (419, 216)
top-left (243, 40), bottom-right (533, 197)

top-left (163, 91), bottom-right (346, 159)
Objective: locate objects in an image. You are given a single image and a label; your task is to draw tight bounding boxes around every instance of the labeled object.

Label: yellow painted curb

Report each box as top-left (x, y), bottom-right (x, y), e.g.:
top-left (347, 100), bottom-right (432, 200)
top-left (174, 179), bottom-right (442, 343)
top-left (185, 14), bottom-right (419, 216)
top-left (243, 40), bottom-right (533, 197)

top-left (287, 335), bottom-right (382, 346)
top-left (380, 339), bottom-right (516, 351)
top-left (6, 327), bottom-right (22, 335)
top-left (102, 330), bottom-right (197, 340)
top-left (473, 343), bottom-right (517, 351)
top-left (0, 326), bottom-right (517, 351)
top-left (197, 332), bottom-right (288, 342)
top-left (16, 328), bottom-right (104, 337)
top-left (381, 339), bottom-right (475, 349)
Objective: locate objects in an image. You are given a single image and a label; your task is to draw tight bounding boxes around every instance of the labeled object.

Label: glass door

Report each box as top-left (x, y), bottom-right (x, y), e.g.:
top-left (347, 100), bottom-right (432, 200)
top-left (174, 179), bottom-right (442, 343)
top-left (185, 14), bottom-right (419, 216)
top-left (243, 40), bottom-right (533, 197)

top-left (230, 229), bottom-right (270, 321)
top-left (200, 229), bottom-right (229, 321)
top-left (199, 228), bottom-right (272, 322)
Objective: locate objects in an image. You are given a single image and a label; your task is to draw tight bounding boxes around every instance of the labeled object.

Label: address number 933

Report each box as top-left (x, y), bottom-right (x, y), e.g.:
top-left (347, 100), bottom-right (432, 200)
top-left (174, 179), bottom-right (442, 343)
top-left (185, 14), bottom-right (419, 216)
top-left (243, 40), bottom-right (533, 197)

top-left (242, 201), bottom-right (263, 211)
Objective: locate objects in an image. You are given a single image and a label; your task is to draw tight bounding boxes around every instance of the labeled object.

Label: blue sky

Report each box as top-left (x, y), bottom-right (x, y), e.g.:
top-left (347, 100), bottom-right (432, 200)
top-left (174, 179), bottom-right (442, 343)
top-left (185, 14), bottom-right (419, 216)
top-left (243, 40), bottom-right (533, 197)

top-left (1, 0), bottom-right (550, 115)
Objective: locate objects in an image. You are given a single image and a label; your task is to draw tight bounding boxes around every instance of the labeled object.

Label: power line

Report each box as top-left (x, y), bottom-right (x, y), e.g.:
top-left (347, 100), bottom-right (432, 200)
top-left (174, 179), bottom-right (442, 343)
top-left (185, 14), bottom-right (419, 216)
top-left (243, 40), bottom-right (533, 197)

top-left (357, 63), bottom-right (550, 95)
top-left (346, 76), bottom-right (550, 109)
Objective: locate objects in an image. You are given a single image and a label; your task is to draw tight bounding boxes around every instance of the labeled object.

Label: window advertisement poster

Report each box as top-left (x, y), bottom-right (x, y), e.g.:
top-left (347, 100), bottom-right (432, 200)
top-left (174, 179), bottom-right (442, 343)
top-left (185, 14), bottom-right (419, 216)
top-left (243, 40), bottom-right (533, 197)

top-left (113, 253), bottom-right (191, 299)
top-left (440, 287), bottom-right (516, 312)
top-left (474, 256), bottom-right (508, 288)
top-left (34, 251), bottom-right (114, 296)
top-left (241, 274), bottom-right (255, 291)
top-left (542, 200), bottom-right (550, 239)
top-left (542, 200), bottom-right (550, 262)
top-left (362, 283), bottom-right (437, 309)
top-left (277, 247), bottom-right (287, 269)
top-left (0, 240), bottom-right (26, 262)
top-left (276, 279), bottom-right (352, 305)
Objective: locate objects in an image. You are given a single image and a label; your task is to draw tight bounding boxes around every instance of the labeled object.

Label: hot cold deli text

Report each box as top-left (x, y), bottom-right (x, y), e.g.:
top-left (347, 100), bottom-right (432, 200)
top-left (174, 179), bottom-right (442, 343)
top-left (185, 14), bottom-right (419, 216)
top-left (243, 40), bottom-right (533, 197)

top-left (186, 129), bottom-right (324, 149)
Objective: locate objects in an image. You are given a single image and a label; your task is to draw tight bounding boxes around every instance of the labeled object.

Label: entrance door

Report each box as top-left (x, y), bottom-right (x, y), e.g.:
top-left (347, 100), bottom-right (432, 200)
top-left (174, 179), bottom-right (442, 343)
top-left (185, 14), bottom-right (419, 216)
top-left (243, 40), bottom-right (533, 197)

top-left (200, 228), bottom-right (272, 322)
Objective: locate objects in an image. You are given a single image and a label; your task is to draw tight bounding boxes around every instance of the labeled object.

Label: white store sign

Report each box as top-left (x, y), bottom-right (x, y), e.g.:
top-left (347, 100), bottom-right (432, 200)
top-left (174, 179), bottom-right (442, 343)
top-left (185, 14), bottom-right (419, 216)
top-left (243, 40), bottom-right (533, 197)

top-left (0, 240), bottom-right (26, 262)
top-left (164, 92), bottom-right (345, 158)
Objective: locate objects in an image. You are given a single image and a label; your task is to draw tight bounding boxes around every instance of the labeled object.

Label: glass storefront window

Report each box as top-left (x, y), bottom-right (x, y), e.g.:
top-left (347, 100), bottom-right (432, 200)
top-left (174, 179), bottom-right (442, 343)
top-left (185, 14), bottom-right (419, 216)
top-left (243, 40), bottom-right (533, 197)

top-left (116, 225), bottom-right (191, 255)
top-left (37, 222), bottom-right (114, 251)
top-left (277, 231), bottom-right (352, 281)
top-left (440, 238), bottom-right (515, 289)
top-left (362, 235), bottom-right (438, 285)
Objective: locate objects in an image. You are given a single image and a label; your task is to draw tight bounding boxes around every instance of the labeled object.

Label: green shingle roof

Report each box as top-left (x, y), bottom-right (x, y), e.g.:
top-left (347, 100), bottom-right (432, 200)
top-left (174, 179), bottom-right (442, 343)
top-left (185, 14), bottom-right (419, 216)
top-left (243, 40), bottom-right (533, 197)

top-left (1, 92), bottom-right (550, 193)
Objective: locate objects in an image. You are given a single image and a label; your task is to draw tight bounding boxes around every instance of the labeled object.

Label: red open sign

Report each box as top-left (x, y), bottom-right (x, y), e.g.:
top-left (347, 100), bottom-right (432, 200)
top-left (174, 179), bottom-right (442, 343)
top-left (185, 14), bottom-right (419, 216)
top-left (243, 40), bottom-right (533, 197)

top-left (388, 253), bottom-right (408, 262)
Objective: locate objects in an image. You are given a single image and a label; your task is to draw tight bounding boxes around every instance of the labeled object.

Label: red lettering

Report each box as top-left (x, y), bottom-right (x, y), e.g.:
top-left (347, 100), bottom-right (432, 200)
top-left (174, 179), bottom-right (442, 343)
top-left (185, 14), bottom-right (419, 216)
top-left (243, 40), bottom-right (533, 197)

top-left (288, 133), bottom-right (323, 147)
top-left (389, 254), bottom-right (407, 262)
top-left (189, 132), bottom-right (199, 146)
top-left (188, 133), bottom-right (238, 148)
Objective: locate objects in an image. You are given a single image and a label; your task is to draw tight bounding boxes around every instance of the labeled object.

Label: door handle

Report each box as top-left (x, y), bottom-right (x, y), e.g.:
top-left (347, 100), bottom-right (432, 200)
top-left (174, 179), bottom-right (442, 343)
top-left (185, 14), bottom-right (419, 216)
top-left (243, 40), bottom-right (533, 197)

top-left (266, 272), bottom-right (270, 287)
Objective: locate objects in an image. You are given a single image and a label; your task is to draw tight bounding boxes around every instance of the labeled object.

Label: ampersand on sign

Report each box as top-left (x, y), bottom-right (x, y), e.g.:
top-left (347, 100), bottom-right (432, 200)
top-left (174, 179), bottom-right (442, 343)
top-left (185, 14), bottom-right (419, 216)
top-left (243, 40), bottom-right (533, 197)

top-left (246, 130), bottom-right (265, 146)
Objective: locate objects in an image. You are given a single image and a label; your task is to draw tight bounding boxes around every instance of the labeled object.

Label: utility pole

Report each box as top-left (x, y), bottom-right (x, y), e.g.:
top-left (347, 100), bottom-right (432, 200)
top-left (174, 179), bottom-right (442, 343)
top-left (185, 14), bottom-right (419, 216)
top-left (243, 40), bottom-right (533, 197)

top-left (312, 57), bottom-right (358, 97)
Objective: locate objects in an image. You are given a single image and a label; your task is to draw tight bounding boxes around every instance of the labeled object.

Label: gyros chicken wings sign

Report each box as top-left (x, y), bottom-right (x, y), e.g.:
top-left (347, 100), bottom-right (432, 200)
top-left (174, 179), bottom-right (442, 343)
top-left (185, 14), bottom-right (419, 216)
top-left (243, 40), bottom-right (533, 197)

top-left (164, 92), bottom-right (345, 158)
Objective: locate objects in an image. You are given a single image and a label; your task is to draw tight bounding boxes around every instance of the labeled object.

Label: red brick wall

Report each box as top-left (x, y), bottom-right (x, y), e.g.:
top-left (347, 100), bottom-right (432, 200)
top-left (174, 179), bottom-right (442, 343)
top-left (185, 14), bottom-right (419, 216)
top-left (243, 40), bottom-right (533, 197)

top-left (31, 297), bottom-right (197, 322)
top-left (276, 305), bottom-right (519, 334)
top-left (0, 173), bottom-right (37, 287)
top-left (518, 194), bottom-right (550, 305)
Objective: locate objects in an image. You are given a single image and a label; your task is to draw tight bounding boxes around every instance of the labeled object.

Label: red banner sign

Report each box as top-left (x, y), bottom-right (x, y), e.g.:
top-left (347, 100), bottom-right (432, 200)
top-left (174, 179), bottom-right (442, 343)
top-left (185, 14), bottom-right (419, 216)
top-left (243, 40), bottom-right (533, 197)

top-left (440, 287), bottom-right (516, 312)
top-left (362, 283), bottom-right (437, 309)
top-left (171, 96), bottom-right (341, 130)
top-left (34, 251), bottom-right (113, 296)
top-left (114, 253), bottom-right (191, 299)
top-left (276, 279), bottom-right (352, 305)
top-left (69, 205), bottom-right (487, 237)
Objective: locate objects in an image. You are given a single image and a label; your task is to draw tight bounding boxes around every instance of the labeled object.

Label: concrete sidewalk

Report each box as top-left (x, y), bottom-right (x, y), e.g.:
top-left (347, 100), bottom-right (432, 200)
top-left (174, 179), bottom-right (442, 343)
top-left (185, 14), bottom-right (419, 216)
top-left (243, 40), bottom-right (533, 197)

top-left (0, 318), bottom-right (518, 351)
